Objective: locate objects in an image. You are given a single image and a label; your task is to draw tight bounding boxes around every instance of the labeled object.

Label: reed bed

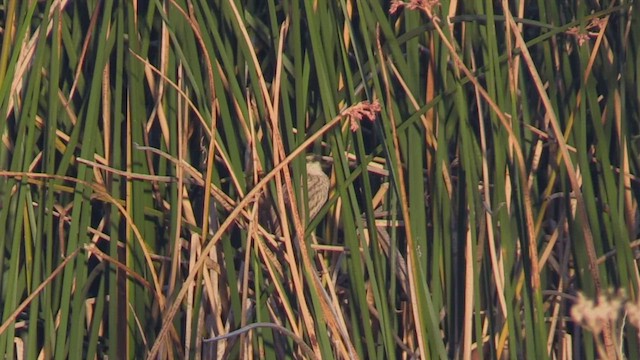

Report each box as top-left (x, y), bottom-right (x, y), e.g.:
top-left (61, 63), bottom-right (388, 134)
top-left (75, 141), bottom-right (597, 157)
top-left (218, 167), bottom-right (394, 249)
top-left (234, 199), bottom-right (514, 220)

top-left (0, 0), bottom-right (638, 359)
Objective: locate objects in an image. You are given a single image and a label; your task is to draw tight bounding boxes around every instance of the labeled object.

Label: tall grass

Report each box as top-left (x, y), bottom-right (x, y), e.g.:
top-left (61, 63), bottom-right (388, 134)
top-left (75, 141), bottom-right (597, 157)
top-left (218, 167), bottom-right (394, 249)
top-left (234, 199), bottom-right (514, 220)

top-left (0, 0), bottom-right (638, 359)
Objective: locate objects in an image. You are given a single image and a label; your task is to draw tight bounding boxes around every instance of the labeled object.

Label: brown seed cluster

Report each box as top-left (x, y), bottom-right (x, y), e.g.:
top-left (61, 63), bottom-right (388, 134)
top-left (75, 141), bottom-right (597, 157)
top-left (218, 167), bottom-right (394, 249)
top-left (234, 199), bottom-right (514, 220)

top-left (571, 292), bottom-right (623, 335)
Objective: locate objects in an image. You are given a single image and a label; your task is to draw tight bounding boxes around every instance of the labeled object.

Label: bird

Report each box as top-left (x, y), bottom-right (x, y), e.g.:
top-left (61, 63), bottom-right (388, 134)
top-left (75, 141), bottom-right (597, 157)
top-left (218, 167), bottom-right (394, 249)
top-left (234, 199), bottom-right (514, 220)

top-left (304, 159), bottom-right (330, 221)
top-left (255, 157), bottom-right (330, 277)
top-left (260, 156), bottom-right (330, 237)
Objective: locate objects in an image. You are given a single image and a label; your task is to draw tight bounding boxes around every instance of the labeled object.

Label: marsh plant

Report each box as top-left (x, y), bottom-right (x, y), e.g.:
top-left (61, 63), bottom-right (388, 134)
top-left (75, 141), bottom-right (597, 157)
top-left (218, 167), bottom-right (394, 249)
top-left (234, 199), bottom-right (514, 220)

top-left (0, 0), bottom-right (638, 359)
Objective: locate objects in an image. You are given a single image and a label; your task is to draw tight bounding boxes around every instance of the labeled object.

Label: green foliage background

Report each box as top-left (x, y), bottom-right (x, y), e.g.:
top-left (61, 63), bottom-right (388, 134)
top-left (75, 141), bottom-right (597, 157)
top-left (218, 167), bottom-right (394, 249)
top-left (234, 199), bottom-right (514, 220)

top-left (0, 0), bottom-right (638, 359)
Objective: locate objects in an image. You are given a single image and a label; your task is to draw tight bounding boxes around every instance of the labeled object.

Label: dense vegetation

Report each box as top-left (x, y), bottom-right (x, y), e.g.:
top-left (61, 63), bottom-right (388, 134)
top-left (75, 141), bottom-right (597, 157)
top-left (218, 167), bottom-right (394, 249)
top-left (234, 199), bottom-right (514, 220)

top-left (0, 0), bottom-right (638, 359)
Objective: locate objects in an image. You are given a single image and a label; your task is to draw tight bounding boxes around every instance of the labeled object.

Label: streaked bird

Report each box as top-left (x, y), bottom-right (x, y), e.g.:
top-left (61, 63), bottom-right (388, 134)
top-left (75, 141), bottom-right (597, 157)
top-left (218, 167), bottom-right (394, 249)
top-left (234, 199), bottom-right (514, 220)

top-left (304, 160), bottom-right (330, 220)
top-left (255, 157), bottom-right (330, 277)
top-left (261, 157), bottom-right (330, 236)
